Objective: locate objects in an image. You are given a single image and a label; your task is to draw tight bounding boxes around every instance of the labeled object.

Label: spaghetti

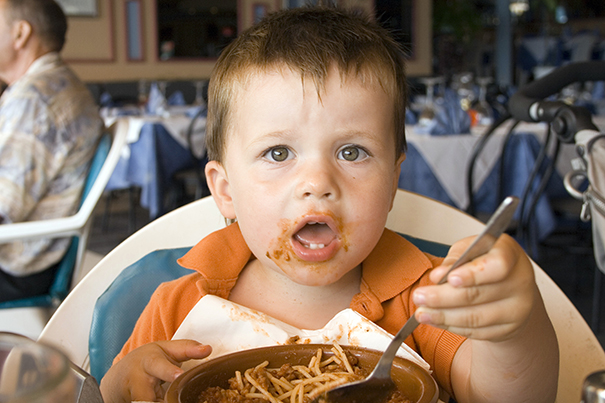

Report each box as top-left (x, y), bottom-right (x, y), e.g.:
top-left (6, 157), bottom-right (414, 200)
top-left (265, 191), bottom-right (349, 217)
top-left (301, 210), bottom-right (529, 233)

top-left (196, 343), bottom-right (411, 403)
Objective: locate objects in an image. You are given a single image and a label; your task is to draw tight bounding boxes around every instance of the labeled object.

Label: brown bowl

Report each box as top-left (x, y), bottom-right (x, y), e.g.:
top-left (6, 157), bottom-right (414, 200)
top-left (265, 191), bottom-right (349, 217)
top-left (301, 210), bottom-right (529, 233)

top-left (165, 344), bottom-right (438, 403)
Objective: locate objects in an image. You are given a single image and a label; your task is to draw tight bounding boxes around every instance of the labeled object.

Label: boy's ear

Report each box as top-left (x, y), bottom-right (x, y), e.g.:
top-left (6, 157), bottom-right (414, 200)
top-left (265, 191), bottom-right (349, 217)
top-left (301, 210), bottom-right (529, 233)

top-left (389, 153), bottom-right (406, 211)
top-left (205, 160), bottom-right (236, 219)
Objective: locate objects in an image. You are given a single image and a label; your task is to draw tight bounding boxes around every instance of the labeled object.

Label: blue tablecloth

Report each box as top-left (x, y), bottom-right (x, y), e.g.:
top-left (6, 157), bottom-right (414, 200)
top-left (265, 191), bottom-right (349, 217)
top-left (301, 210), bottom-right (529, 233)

top-left (399, 133), bottom-right (569, 254)
top-left (106, 122), bottom-right (199, 219)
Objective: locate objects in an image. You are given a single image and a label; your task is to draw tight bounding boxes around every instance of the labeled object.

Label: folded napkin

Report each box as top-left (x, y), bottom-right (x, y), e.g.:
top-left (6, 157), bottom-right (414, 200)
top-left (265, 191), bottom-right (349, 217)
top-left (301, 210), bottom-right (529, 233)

top-left (593, 81), bottom-right (604, 101)
top-left (146, 82), bottom-right (167, 115)
top-left (432, 89), bottom-right (471, 136)
top-left (167, 91), bottom-right (185, 106)
top-left (414, 89), bottom-right (471, 136)
top-left (171, 295), bottom-right (430, 373)
top-left (99, 91), bottom-right (113, 107)
top-left (405, 107), bottom-right (418, 125)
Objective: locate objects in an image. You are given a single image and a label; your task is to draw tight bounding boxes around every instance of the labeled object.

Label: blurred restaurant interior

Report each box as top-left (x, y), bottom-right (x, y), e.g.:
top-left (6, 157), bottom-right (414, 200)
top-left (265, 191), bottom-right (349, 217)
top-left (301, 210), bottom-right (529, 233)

top-left (4, 0), bottom-right (605, 378)
top-left (67, 0), bottom-right (605, 340)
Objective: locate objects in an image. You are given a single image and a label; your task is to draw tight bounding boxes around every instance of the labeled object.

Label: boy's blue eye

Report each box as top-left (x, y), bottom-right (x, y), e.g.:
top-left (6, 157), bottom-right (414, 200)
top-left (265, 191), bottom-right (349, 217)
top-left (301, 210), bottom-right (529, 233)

top-left (338, 146), bottom-right (368, 161)
top-left (265, 146), bottom-right (291, 162)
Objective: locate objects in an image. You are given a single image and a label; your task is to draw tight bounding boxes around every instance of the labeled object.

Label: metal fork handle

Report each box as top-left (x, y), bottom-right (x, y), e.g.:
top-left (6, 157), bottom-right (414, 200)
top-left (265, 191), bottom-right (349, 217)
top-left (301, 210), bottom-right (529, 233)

top-left (371, 315), bottom-right (420, 379)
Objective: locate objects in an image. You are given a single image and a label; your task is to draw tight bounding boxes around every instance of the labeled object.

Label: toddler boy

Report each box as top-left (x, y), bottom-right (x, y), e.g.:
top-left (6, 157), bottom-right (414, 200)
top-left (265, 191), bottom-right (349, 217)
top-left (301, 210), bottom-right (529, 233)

top-left (100, 6), bottom-right (558, 403)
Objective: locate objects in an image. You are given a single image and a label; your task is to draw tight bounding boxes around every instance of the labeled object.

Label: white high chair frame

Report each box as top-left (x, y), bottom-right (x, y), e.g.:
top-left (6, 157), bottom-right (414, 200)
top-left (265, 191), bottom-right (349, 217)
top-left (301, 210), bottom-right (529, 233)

top-left (38, 189), bottom-right (605, 402)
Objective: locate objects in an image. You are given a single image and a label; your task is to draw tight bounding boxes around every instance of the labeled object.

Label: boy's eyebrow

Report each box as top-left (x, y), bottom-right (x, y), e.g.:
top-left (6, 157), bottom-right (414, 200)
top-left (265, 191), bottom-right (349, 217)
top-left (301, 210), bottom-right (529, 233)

top-left (245, 131), bottom-right (294, 150)
top-left (250, 130), bottom-right (292, 143)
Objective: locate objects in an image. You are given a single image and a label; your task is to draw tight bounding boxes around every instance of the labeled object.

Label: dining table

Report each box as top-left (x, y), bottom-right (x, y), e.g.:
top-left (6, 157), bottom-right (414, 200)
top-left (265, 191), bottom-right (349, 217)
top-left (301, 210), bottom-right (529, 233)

top-left (399, 117), bottom-right (605, 254)
top-left (101, 105), bottom-right (207, 220)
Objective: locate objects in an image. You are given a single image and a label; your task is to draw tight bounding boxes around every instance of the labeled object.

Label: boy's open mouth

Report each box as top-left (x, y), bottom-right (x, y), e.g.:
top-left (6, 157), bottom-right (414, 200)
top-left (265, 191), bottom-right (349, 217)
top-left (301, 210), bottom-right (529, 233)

top-left (287, 218), bottom-right (341, 262)
top-left (293, 222), bottom-right (337, 250)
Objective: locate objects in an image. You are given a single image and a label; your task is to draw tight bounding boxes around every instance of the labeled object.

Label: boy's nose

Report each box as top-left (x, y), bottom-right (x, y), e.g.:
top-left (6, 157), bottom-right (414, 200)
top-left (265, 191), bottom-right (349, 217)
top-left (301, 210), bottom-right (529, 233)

top-left (296, 161), bottom-right (340, 200)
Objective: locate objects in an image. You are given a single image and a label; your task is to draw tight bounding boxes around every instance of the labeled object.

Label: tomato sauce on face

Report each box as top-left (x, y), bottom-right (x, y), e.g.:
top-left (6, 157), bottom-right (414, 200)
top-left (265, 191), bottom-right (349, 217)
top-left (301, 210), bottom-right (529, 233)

top-left (266, 212), bottom-right (350, 268)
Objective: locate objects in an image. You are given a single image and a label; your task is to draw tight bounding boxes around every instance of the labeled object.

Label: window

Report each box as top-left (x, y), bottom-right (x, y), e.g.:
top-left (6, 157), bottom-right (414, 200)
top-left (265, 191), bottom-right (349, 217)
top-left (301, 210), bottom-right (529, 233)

top-left (157, 0), bottom-right (237, 60)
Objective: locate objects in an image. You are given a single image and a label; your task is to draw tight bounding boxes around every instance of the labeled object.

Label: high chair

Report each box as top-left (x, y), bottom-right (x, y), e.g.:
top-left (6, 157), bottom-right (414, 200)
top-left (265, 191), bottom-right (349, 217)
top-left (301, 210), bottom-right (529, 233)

top-left (38, 190), bottom-right (605, 402)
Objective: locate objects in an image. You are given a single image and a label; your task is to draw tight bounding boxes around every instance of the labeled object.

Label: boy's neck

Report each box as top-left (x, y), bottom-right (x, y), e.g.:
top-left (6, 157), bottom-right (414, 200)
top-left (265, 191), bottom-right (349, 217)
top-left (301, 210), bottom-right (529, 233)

top-left (228, 259), bottom-right (362, 330)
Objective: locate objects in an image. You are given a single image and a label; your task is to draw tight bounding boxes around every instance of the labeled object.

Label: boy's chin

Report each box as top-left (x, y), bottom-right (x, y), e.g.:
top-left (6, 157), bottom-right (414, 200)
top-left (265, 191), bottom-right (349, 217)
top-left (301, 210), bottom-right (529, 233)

top-left (280, 265), bottom-right (353, 288)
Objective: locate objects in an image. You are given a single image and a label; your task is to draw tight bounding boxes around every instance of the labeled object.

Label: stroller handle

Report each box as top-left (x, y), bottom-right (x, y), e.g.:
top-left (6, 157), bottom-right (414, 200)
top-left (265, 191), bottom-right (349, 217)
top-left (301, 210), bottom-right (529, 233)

top-left (509, 61), bottom-right (605, 142)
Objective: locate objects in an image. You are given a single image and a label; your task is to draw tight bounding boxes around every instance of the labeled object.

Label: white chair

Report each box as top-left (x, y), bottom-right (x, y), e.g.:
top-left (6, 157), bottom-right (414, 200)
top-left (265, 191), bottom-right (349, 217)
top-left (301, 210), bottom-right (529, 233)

top-left (39, 189), bottom-right (605, 401)
top-left (0, 119), bottom-right (129, 339)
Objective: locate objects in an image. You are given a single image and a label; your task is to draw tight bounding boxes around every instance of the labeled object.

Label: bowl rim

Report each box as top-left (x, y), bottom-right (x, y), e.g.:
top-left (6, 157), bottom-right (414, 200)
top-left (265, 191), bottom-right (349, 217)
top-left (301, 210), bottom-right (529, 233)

top-left (165, 343), bottom-right (438, 403)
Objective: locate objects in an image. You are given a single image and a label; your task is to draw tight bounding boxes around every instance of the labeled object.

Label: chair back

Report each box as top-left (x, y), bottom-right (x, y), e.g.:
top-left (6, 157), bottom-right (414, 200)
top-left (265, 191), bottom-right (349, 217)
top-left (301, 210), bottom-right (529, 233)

top-left (0, 120), bottom-right (128, 310)
top-left (39, 190), bottom-right (605, 401)
top-left (47, 134), bottom-right (113, 306)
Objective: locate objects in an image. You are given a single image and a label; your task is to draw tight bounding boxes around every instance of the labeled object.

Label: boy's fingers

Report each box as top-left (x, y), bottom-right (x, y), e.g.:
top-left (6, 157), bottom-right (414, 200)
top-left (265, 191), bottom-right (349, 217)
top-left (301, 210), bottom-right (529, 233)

top-left (414, 281), bottom-right (516, 308)
top-left (156, 339), bottom-right (213, 363)
top-left (142, 353), bottom-right (184, 383)
top-left (431, 236), bottom-right (524, 287)
top-left (137, 340), bottom-right (213, 386)
top-left (415, 300), bottom-right (531, 340)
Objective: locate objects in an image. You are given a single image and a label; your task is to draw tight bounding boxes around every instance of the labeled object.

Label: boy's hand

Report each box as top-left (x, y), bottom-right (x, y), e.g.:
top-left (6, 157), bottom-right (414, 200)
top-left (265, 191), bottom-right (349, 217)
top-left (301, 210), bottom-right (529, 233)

top-left (100, 339), bottom-right (212, 403)
top-left (412, 234), bottom-right (537, 341)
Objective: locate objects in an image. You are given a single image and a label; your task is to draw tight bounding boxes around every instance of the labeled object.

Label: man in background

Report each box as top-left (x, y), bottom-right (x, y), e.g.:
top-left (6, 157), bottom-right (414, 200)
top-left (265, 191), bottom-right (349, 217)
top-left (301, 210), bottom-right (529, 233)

top-left (0, 0), bottom-right (102, 302)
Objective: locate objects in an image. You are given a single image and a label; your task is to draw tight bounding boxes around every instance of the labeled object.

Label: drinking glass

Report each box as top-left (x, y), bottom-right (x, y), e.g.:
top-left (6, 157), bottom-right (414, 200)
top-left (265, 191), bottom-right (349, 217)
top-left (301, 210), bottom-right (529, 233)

top-left (0, 333), bottom-right (77, 403)
top-left (452, 72), bottom-right (476, 111)
top-left (137, 79), bottom-right (149, 106)
top-left (473, 76), bottom-right (494, 127)
top-left (417, 77), bottom-right (445, 130)
top-left (154, 80), bottom-right (169, 115)
top-left (194, 81), bottom-right (206, 106)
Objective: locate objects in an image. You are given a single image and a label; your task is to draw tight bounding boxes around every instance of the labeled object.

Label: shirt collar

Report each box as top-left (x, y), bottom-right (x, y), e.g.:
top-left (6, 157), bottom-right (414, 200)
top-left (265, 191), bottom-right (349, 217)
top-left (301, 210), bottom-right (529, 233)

top-left (177, 223), bottom-right (433, 315)
top-left (25, 52), bottom-right (61, 76)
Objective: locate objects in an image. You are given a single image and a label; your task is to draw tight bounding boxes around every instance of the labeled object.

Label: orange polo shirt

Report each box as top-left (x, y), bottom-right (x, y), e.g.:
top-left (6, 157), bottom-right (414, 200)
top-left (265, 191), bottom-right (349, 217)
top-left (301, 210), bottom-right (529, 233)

top-left (115, 223), bottom-right (465, 396)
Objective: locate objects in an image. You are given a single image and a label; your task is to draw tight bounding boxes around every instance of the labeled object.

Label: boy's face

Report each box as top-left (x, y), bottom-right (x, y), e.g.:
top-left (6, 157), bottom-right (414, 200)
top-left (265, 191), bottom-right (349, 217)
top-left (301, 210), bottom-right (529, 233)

top-left (207, 66), bottom-right (404, 287)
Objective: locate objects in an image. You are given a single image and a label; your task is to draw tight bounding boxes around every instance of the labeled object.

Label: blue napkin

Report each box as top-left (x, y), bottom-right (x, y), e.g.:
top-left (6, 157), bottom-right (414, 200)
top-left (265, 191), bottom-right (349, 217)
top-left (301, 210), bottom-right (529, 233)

top-left (168, 91), bottom-right (186, 106)
top-left (427, 89), bottom-right (471, 136)
top-left (100, 92), bottom-right (113, 107)
top-left (405, 108), bottom-right (418, 125)
top-left (185, 105), bottom-right (207, 119)
top-left (593, 81), bottom-right (605, 101)
top-left (146, 82), bottom-right (167, 114)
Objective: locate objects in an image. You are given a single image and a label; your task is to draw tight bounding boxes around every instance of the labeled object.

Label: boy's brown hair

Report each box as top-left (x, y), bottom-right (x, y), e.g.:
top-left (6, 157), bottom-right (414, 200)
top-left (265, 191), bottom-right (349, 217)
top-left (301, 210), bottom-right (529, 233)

top-left (206, 5), bottom-right (408, 163)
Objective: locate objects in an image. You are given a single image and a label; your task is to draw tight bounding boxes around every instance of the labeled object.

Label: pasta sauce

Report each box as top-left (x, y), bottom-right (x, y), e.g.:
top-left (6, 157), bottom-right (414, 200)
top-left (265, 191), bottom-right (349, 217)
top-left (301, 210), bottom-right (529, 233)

top-left (196, 344), bottom-right (412, 403)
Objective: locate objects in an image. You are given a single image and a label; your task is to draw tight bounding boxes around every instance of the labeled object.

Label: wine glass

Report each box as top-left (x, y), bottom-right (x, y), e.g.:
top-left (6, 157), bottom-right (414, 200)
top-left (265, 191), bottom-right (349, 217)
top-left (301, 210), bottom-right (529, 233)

top-left (0, 332), bottom-right (77, 403)
top-left (453, 72), bottom-right (476, 112)
top-left (473, 76), bottom-right (494, 128)
top-left (137, 79), bottom-right (150, 113)
top-left (417, 76), bottom-right (445, 131)
top-left (194, 81), bottom-right (206, 106)
top-left (155, 80), bottom-right (169, 115)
